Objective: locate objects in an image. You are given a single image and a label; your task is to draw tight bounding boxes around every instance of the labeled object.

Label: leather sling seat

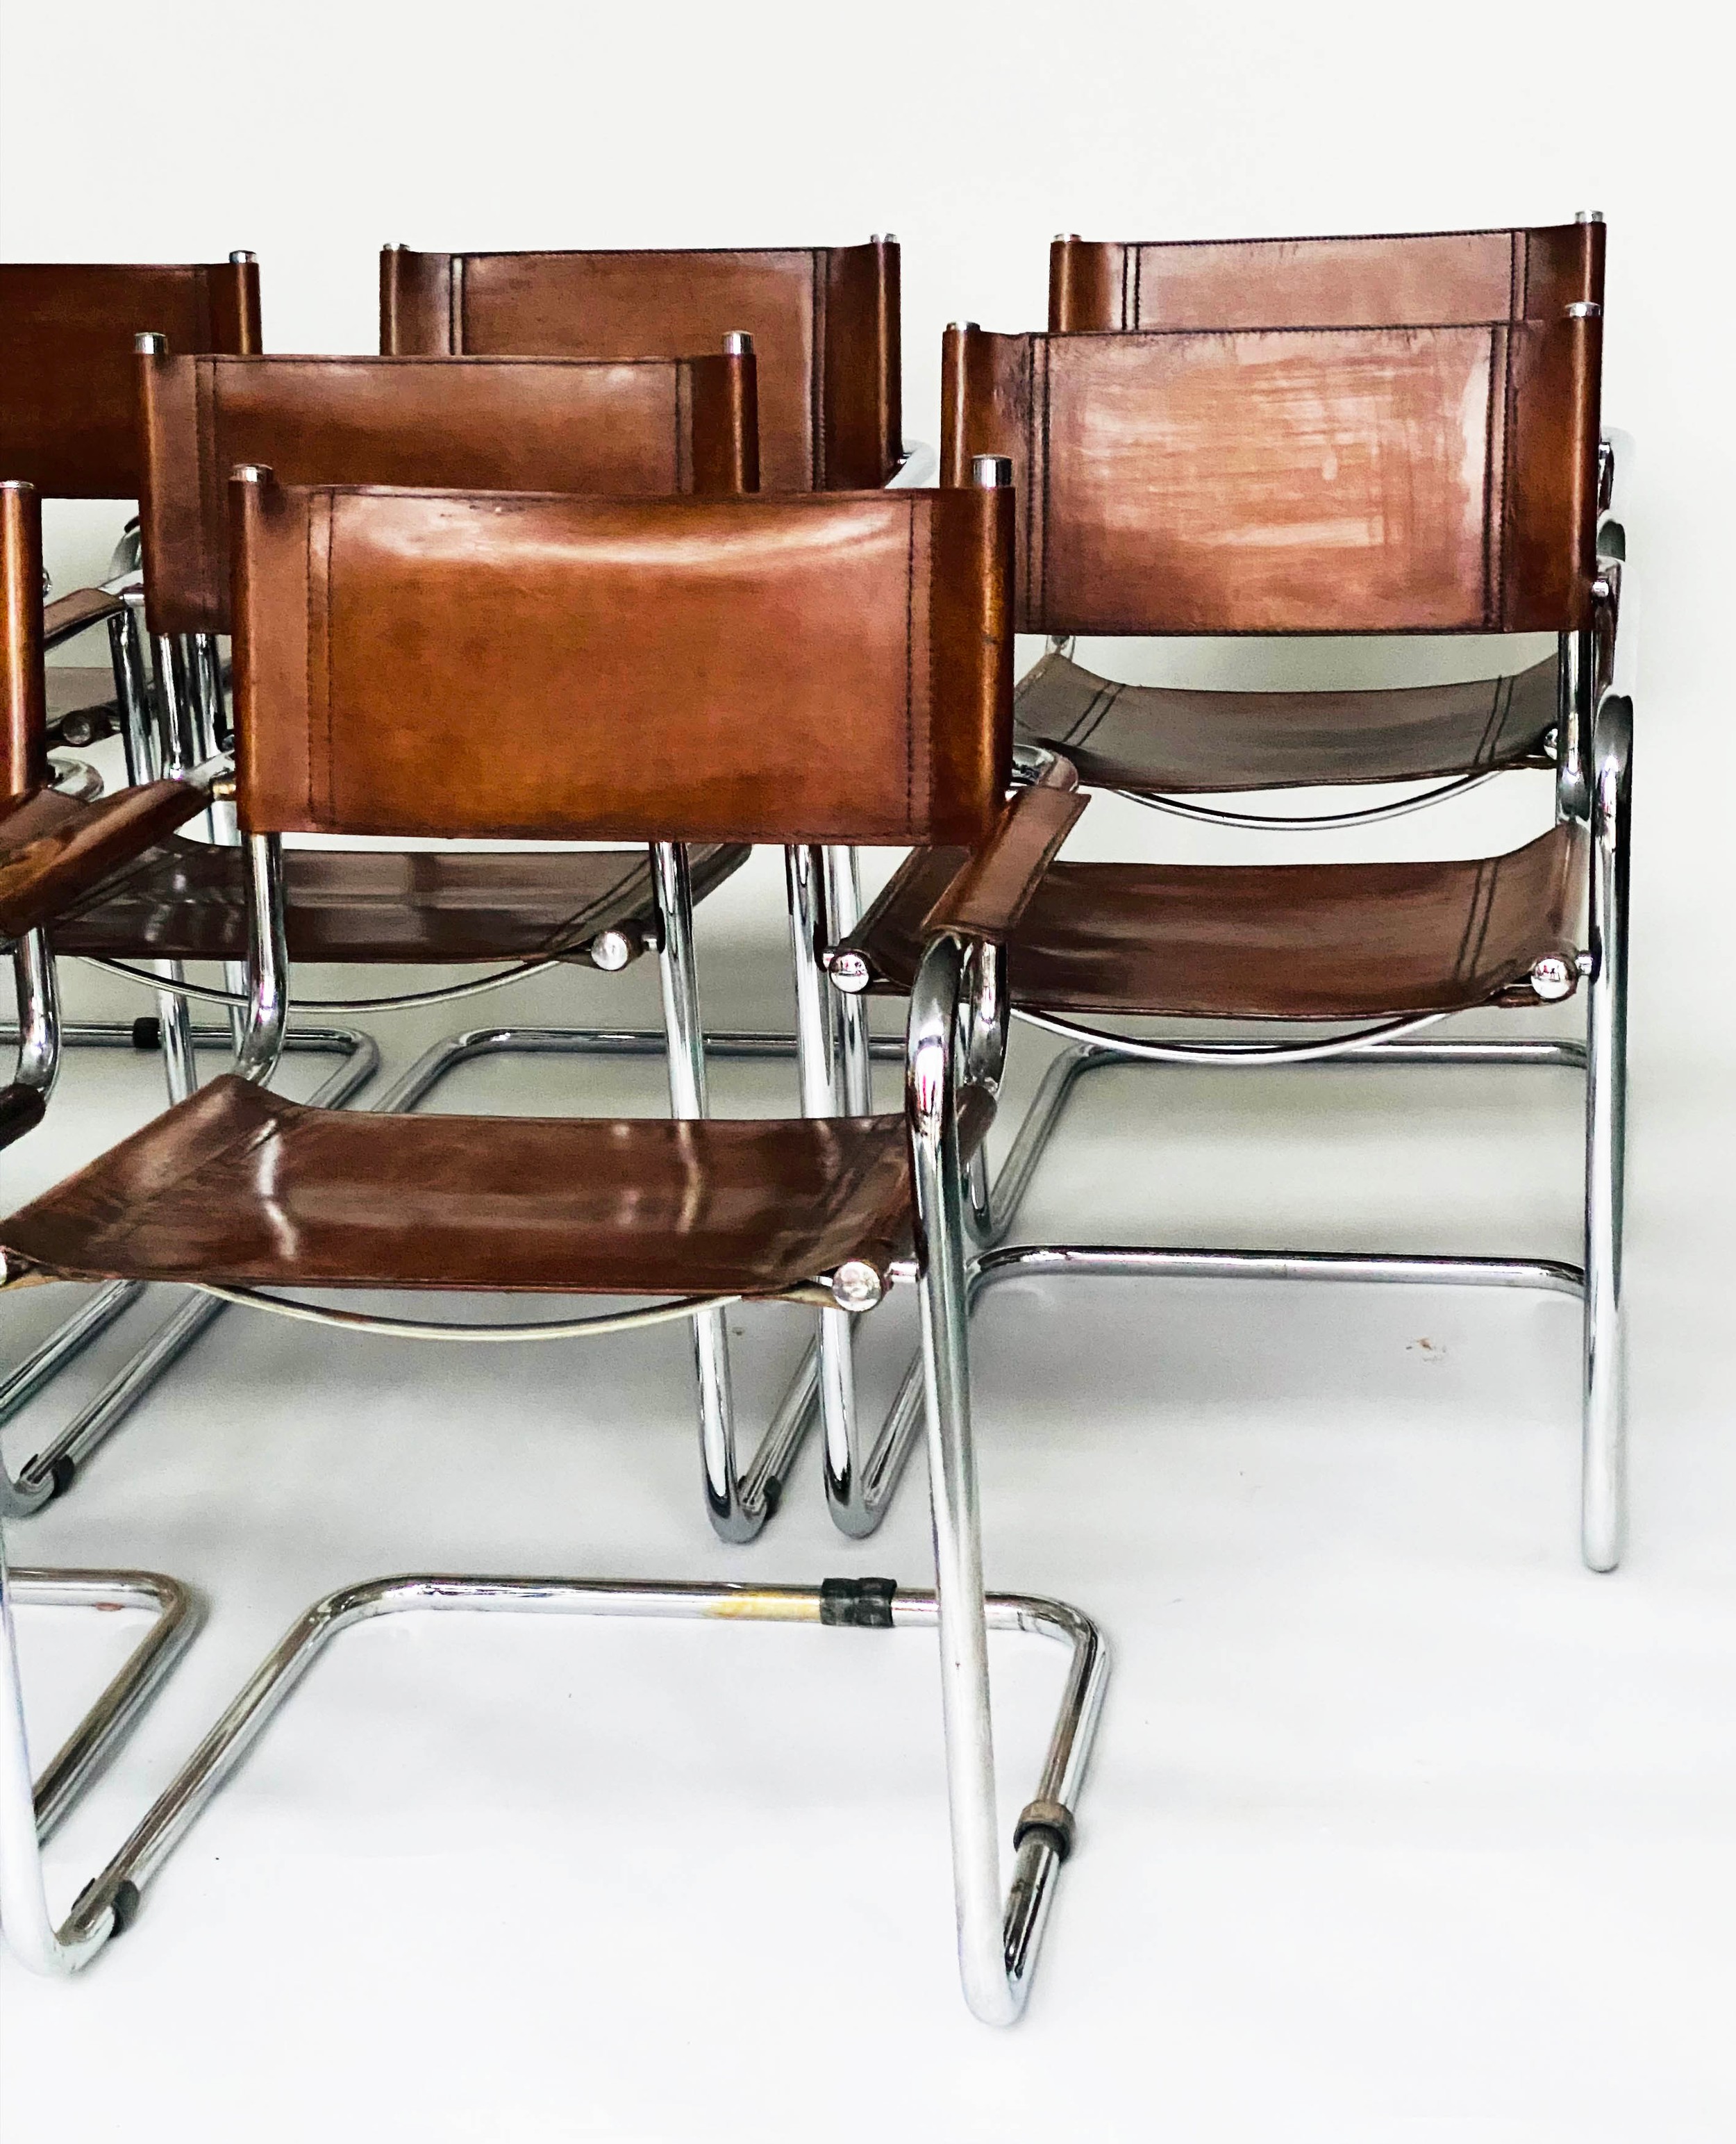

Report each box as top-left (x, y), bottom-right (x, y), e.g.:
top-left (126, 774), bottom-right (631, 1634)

top-left (842, 820), bottom-right (1585, 1022)
top-left (47, 836), bottom-right (744, 965)
top-left (0, 1074), bottom-right (983, 1302)
top-left (1012, 645), bottom-right (1560, 795)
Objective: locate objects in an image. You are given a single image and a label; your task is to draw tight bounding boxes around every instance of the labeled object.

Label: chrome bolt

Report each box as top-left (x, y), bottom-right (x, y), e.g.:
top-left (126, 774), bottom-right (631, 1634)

top-left (826, 951), bottom-right (871, 995)
top-left (1530, 955), bottom-right (1576, 1002)
top-left (831, 1260), bottom-right (885, 1313)
top-left (588, 929), bottom-right (633, 973)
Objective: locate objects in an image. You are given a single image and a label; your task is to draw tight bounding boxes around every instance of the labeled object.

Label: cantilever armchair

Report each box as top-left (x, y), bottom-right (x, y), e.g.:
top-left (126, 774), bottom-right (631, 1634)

top-left (838, 299), bottom-right (1630, 1570)
top-left (1026, 218), bottom-right (1614, 836)
top-left (1, 340), bottom-right (759, 1515)
top-left (0, 463), bottom-right (1105, 2029)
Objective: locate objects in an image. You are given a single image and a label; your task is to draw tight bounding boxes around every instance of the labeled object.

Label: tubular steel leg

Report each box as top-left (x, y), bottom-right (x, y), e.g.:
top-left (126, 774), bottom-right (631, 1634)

top-left (0, 1568), bottom-right (1105, 2011)
top-left (1, 1030), bottom-right (379, 1510)
top-left (908, 931), bottom-right (1092, 2024)
top-left (653, 843), bottom-right (781, 1543)
top-left (1580, 697), bottom-right (1630, 1572)
top-left (787, 846), bottom-right (876, 1536)
top-left (0, 1538), bottom-right (200, 1973)
top-left (106, 601), bottom-right (153, 790)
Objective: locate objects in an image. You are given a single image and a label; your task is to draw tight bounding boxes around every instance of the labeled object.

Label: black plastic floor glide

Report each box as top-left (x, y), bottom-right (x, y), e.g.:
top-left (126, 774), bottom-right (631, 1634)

top-left (818, 1576), bottom-right (897, 1629)
top-left (130, 1016), bottom-right (162, 1052)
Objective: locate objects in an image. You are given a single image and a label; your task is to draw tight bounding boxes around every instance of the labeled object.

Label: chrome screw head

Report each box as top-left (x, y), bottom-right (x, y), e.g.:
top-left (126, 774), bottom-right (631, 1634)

top-left (831, 1261), bottom-right (885, 1313)
top-left (588, 929), bottom-right (633, 973)
top-left (827, 951), bottom-right (871, 995)
top-left (1530, 955), bottom-right (1576, 1001)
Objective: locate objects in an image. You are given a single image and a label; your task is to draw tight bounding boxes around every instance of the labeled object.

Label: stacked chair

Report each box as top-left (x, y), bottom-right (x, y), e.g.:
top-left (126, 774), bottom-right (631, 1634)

top-left (0, 217), bottom-right (1633, 2024)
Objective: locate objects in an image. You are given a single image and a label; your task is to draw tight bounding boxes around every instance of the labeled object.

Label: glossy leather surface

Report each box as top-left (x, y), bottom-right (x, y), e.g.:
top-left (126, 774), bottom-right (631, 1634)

top-left (944, 322), bottom-right (1599, 635)
top-left (52, 839), bottom-right (749, 963)
top-left (2, 484), bottom-right (45, 800)
top-left (921, 762), bottom-right (1084, 942)
top-left (1013, 647), bottom-right (1559, 792)
top-left (139, 349), bottom-right (758, 634)
top-left (381, 242), bottom-right (899, 492)
top-left (233, 479), bottom-right (1012, 847)
top-left (0, 260), bottom-right (259, 497)
top-left (1051, 223), bottom-right (1603, 332)
top-left (42, 587), bottom-right (125, 651)
top-left (0, 1074), bottom-right (924, 1299)
top-left (0, 779), bottom-right (212, 941)
top-left (846, 823), bottom-right (1585, 1020)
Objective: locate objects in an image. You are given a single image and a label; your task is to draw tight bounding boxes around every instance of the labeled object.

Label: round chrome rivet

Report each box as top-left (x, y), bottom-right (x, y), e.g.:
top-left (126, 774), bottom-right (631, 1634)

top-left (588, 929), bottom-right (633, 973)
top-left (1530, 955), bottom-right (1575, 1001)
top-left (831, 1260), bottom-right (885, 1313)
top-left (828, 951), bottom-right (871, 995)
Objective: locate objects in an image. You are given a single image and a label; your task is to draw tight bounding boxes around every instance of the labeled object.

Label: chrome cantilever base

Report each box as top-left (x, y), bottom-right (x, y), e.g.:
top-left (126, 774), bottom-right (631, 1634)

top-left (0, 1571), bottom-right (1106, 2020)
top-left (0, 1024), bottom-right (379, 1515)
top-left (0, 1561), bottom-right (202, 1974)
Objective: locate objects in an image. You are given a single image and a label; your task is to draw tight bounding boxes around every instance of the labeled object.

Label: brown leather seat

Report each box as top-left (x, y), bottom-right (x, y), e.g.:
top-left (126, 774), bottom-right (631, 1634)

top-left (1012, 646), bottom-right (1558, 794)
top-left (381, 240), bottom-right (901, 492)
top-left (50, 837), bottom-right (747, 964)
top-left (0, 1073), bottom-right (921, 1299)
top-left (846, 822), bottom-right (1585, 1021)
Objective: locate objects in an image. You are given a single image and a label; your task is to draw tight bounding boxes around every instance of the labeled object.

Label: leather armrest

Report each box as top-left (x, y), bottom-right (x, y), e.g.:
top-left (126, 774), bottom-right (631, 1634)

top-left (919, 758), bottom-right (1084, 944)
top-left (44, 587), bottom-right (126, 651)
top-left (0, 776), bottom-right (215, 941)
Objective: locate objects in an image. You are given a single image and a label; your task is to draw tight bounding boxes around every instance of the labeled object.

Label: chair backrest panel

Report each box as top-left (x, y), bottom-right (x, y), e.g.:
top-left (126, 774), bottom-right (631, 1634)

top-left (944, 318), bottom-right (1599, 635)
top-left (0, 260), bottom-right (260, 497)
top-left (233, 480), bottom-right (1010, 847)
top-left (1051, 222), bottom-right (1603, 332)
top-left (381, 242), bottom-right (899, 492)
top-left (139, 349), bottom-right (758, 634)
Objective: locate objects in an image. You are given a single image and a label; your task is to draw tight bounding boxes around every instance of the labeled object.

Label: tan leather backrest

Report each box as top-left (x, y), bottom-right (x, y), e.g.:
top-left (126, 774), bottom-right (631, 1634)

top-left (138, 347), bottom-right (758, 635)
top-left (233, 477), bottom-right (1010, 846)
top-left (1, 482), bottom-right (47, 802)
top-left (381, 242), bottom-right (899, 492)
top-left (943, 318), bottom-right (1599, 635)
top-left (1051, 222), bottom-right (1603, 331)
top-left (0, 260), bottom-right (260, 498)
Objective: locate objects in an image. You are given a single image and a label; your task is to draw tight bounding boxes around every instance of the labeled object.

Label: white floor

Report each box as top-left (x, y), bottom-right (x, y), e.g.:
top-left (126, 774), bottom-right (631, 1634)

top-left (2, 816), bottom-right (1732, 2142)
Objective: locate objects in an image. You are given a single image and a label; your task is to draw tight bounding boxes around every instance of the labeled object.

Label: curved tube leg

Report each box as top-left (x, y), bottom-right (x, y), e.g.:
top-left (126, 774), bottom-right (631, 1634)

top-left (0, 1533), bottom-right (199, 1972)
top-left (1581, 696), bottom-right (1630, 1572)
top-left (655, 843), bottom-right (779, 1543)
top-left (8, 1571), bottom-right (1103, 2008)
top-left (909, 932), bottom-right (1090, 2024)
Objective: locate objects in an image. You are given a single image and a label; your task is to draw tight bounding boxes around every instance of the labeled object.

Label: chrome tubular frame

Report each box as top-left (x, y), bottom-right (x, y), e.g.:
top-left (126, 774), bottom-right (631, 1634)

top-left (0, 1570), bottom-right (1103, 2011)
top-left (1580, 693), bottom-right (1630, 1570)
top-left (908, 927), bottom-right (1092, 2021)
top-left (0, 1547), bottom-right (201, 1975)
top-left (1, 929), bottom-right (61, 1140)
